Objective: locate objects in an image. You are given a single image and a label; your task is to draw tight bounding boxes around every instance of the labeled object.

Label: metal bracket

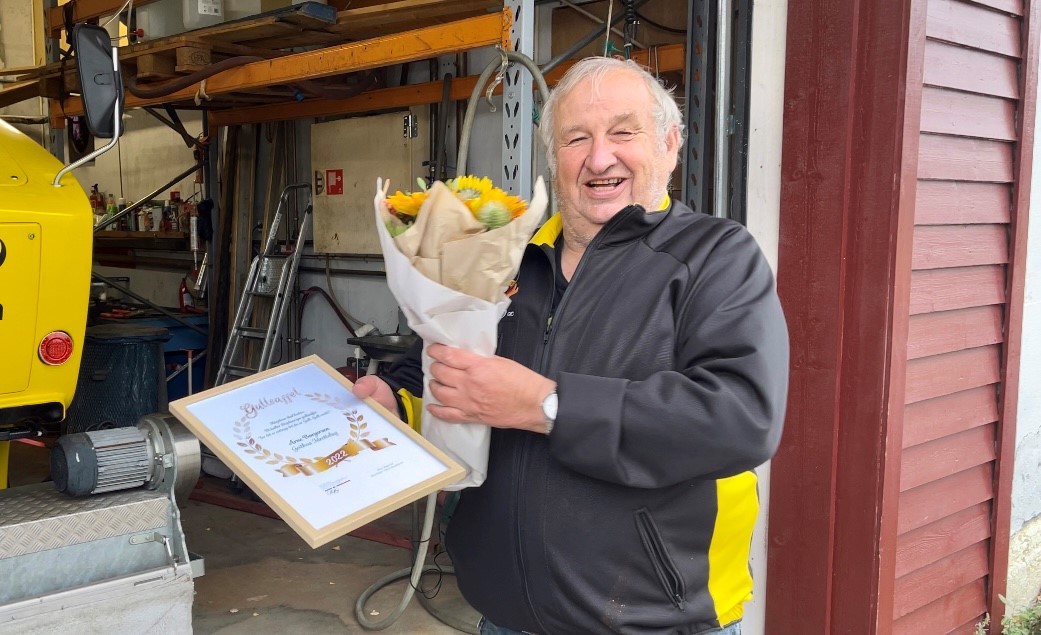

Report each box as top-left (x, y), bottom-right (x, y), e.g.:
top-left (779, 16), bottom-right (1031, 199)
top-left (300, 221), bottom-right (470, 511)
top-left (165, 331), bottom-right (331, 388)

top-left (402, 113), bottom-right (418, 139)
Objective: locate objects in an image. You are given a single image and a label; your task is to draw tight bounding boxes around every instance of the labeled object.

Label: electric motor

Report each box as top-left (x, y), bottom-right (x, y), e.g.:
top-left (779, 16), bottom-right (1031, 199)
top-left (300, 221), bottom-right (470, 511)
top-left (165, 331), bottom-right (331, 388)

top-left (51, 413), bottom-right (200, 501)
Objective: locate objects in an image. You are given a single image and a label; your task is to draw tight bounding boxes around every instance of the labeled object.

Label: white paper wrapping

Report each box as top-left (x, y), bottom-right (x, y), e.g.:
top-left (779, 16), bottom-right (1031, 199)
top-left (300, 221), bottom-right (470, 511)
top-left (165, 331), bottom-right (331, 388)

top-left (372, 177), bottom-right (548, 489)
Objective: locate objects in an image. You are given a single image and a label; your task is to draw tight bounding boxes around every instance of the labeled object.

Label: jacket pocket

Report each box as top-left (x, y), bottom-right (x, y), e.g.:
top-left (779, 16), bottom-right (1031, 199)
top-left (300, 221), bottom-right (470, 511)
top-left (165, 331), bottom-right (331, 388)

top-left (634, 507), bottom-right (687, 610)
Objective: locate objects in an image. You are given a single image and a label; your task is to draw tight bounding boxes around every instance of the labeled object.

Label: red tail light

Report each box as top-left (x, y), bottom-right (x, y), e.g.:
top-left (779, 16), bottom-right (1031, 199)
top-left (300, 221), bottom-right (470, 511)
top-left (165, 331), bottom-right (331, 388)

top-left (39, 331), bottom-right (74, 365)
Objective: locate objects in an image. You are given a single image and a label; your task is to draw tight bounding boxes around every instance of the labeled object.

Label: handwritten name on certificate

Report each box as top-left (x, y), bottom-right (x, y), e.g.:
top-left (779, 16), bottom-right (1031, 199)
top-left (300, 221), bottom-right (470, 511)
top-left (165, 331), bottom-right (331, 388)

top-left (178, 359), bottom-right (452, 533)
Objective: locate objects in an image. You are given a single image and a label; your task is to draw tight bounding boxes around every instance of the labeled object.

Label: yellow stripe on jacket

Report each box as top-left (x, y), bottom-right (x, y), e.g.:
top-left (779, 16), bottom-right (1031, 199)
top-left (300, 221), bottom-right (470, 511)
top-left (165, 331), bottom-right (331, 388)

top-left (396, 388), bottom-right (423, 433)
top-left (708, 470), bottom-right (759, 626)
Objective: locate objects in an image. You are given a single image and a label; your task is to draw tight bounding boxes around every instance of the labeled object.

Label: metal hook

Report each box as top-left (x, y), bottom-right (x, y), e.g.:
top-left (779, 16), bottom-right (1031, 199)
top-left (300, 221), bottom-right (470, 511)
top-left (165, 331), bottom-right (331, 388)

top-left (485, 48), bottom-right (511, 111)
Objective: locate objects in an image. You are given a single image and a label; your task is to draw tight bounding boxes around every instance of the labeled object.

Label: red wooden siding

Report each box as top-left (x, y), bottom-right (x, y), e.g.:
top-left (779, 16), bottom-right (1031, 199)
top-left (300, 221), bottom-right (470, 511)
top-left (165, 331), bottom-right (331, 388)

top-left (927, 0), bottom-right (1023, 56)
top-left (891, 0), bottom-right (1033, 629)
top-left (903, 385), bottom-right (1000, 448)
top-left (769, 0), bottom-right (1035, 628)
top-left (911, 224), bottom-right (1009, 269)
top-left (898, 462), bottom-right (994, 535)
top-left (893, 540), bottom-right (990, 618)
top-left (923, 40), bottom-right (1020, 98)
top-left (892, 578), bottom-right (988, 634)
top-left (895, 501), bottom-right (992, 577)
top-left (918, 135), bottom-right (1015, 181)
top-left (906, 305), bottom-right (1004, 359)
top-left (967, 0), bottom-right (1024, 15)
top-left (909, 265), bottom-right (1006, 313)
top-left (920, 87), bottom-right (1017, 140)
top-left (915, 181), bottom-right (1011, 225)
top-left (900, 423), bottom-right (997, 491)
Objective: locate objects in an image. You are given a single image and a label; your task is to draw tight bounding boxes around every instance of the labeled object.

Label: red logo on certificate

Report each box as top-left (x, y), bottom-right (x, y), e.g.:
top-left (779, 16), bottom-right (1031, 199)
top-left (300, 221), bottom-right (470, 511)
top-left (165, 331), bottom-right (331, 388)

top-left (326, 169), bottom-right (344, 195)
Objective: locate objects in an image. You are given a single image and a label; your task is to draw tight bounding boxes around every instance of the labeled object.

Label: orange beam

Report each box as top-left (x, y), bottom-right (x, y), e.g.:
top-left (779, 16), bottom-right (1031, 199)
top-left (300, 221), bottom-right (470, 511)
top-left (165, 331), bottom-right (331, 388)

top-left (208, 43), bottom-right (687, 127)
top-left (54, 10), bottom-right (511, 118)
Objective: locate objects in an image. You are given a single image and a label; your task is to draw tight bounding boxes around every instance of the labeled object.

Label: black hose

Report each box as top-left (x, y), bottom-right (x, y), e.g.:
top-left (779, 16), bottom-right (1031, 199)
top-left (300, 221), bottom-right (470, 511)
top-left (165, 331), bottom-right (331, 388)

top-left (637, 11), bottom-right (687, 35)
top-left (298, 286), bottom-right (358, 337)
top-left (126, 56), bottom-right (266, 98)
top-left (127, 56), bottom-right (378, 102)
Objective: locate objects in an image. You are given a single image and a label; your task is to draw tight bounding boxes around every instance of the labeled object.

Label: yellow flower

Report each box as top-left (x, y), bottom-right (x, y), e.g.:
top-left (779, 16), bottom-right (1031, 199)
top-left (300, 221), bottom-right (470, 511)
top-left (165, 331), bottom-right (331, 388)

top-left (469, 188), bottom-right (527, 220)
top-left (450, 175), bottom-right (494, 202)
top-left (384, 176), bottom-right (528, 231)
top-left (386, 190), bottom-right (427, 218)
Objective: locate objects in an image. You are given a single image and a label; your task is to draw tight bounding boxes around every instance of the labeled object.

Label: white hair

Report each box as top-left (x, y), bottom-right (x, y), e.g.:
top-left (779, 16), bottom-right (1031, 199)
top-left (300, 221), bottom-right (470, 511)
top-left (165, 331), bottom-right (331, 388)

top-left (538, 57), bottom-right (686, 175)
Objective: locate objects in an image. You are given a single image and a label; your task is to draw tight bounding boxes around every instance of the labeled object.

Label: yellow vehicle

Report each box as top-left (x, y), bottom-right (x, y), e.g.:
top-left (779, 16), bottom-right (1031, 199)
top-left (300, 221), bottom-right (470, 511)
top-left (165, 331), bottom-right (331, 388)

top-left (0, 24), bottom-right (120, 487)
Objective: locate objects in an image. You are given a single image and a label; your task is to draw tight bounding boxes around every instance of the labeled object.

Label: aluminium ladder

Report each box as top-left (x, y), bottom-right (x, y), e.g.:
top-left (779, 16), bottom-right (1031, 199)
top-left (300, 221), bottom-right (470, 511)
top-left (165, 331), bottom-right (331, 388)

top-left (216, 183), bottom-right (312, 384)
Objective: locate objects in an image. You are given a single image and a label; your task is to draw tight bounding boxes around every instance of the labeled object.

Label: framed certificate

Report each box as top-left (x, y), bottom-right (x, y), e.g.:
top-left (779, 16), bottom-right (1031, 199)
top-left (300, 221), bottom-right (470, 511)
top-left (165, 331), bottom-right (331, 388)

top-left (169, 355), bottom-right (464, 548)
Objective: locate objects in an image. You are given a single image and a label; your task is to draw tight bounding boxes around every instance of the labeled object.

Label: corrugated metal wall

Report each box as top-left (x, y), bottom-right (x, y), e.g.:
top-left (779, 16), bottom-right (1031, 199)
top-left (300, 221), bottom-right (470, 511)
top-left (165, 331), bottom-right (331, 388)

top-left (894, 0), bottom-right (1028, 632)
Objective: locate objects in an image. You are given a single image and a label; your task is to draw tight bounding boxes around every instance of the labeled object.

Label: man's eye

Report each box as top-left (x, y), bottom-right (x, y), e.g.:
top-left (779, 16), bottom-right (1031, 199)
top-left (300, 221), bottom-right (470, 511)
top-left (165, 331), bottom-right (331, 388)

top-left (613, 130), bottom-right (636, 139)
top-left (564, 136), bottom-right (588, 146)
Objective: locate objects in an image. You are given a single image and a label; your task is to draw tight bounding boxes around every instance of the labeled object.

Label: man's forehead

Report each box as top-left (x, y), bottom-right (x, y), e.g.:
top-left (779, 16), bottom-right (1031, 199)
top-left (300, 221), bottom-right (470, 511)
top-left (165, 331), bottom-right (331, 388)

top-left (558, 111), bottom-right (641, 135)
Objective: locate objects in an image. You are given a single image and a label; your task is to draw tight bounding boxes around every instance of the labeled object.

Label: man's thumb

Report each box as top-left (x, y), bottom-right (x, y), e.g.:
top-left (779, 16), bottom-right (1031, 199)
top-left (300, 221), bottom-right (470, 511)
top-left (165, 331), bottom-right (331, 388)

top-left (352, 375), bottom-right (377, 398)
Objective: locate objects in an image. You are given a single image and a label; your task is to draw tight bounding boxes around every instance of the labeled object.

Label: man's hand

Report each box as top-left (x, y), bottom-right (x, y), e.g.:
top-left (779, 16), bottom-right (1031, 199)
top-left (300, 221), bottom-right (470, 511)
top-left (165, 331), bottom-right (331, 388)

top-left (427, 343), bottom-right (556, 433)
top-left (352, 375), bottom-right (401, 419)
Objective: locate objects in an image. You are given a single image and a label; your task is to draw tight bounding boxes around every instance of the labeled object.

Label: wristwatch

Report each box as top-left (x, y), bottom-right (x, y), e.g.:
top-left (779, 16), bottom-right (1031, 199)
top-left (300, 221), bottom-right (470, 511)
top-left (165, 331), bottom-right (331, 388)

top-left (541, 390), bottom-right (558, 435)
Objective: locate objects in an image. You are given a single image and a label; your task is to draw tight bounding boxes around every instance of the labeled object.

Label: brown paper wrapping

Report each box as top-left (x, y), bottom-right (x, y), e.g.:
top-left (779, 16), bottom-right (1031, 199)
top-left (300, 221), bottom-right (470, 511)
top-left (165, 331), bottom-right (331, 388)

top-left (383, 181), bottom-right (544, 302)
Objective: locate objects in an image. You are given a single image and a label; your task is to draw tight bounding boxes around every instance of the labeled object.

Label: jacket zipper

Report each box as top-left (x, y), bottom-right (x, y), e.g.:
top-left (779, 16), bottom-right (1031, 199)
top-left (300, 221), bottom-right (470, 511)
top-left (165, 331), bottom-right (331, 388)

top-left (519, 213), bottom-right (625, 630)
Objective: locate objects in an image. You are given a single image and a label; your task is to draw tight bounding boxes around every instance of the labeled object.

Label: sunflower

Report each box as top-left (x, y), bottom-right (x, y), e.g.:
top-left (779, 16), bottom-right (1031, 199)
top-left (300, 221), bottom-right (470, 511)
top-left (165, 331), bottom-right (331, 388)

top-left (386, 190), bottom-right (427, 219)
top-left (471, 188), bottom-right (528, 229)
top-left (450, 175), bottom-right (494, 202)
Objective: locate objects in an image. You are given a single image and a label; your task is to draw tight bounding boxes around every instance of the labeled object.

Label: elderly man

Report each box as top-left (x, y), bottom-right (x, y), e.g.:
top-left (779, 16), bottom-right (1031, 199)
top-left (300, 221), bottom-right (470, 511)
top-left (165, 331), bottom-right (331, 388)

top-left (355, 57), bottom-right (789, 635)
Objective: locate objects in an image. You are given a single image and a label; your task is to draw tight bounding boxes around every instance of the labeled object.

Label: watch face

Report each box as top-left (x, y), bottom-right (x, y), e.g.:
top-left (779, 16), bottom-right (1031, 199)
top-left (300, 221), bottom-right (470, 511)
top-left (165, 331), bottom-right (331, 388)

top-left (543, 392), bottom-right (558, 421)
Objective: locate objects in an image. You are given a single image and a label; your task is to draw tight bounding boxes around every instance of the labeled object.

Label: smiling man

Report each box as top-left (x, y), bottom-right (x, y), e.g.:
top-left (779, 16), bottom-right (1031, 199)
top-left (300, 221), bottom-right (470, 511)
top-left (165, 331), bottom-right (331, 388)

top-left (354, 57), bottom-right (790, 635)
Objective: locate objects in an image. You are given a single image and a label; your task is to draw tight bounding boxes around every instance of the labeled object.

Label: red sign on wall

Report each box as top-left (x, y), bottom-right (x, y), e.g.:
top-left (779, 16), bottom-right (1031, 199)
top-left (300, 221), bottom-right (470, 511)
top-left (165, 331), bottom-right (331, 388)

top-left (326, 169), bottom-right (344, 195)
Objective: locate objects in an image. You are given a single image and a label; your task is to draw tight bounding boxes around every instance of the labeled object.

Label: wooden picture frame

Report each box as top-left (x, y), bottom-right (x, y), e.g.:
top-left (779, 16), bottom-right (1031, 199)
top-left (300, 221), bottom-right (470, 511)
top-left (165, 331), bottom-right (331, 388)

top-left (169, 355), bottom-right (464, 548)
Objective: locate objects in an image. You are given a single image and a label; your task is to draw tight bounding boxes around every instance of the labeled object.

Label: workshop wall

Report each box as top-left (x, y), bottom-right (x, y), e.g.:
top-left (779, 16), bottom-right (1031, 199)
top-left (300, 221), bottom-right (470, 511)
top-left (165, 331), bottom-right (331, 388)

top-left (73, 111), bottom-right (204, 309)
top-left (0, 0), bottom-right (48, 143)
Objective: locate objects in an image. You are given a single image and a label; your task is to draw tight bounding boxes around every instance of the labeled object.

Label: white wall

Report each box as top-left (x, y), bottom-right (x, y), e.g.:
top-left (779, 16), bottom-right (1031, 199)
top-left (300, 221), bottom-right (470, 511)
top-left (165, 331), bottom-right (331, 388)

top-left (743, 1), bottom-right (787, 633)
top-left (1008, 48), bottom-right (1041, 611)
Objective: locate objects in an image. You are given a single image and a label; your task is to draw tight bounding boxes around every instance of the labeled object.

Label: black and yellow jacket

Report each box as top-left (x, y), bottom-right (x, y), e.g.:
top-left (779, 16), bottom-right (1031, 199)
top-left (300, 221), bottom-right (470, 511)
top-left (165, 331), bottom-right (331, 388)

top-left (382, 198), bottom-right (789, 634)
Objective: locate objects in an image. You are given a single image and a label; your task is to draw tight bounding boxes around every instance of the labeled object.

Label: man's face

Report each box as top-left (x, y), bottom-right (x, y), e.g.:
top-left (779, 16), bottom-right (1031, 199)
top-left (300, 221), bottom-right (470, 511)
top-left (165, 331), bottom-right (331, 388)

top-left (552, 69), bottom-right (681, 245)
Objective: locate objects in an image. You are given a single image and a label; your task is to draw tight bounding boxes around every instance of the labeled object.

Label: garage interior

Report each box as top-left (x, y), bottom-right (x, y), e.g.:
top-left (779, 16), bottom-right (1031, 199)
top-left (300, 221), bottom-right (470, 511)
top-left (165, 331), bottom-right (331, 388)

top-left (0, 0), bottom-right (711, 632)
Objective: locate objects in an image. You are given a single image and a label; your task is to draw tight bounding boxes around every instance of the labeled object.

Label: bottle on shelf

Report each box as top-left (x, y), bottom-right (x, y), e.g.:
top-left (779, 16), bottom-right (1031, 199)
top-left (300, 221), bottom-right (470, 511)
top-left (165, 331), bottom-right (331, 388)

top-left (90, 185), bottom-right (104, 226)
top-left (169, 191), bottom-right (183, 232)
top-left (117, 197), bottom-right (130, 231)
top-left (105, 194), bottom-right (118, 231)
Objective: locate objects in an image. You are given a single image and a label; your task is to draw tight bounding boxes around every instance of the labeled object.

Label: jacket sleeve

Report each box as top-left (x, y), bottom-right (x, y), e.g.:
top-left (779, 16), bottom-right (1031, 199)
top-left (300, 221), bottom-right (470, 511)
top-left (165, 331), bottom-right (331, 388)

top-left (379, 337), bottom-right (425, 431)
top-left (548, 225), bottom-right (789, 487)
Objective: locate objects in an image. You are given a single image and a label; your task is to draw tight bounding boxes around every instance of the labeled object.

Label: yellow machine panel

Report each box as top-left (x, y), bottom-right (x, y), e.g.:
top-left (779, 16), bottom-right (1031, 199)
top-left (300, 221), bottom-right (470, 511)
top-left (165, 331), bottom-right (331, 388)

top-left (0, 120), bottom-right (93, 428)
top-left (0, 223), bottom-right (42, 395)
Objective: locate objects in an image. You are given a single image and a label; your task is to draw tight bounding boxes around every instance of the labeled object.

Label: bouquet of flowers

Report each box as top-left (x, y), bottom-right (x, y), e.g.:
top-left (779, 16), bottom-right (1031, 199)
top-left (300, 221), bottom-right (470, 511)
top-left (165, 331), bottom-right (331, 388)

top-left (373, 175), bottom-right (548, 489)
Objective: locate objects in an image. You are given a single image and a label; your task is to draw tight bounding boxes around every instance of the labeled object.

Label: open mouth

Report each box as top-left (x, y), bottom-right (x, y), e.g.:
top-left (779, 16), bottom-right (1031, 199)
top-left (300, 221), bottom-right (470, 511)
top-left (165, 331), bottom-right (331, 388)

top-left (585, 177), bottom-right (626, 193)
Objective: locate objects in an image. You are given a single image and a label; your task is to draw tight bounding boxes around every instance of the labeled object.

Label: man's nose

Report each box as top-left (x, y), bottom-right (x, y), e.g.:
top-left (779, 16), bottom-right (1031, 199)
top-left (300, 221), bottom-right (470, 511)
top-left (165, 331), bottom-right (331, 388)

top-left (586, 136), bottom-right (616, 172)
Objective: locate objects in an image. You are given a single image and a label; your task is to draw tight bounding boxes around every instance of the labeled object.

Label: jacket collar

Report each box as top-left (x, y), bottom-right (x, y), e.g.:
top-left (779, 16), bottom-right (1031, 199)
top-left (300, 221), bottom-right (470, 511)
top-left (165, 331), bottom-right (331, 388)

top-left (530, 194), bottom-right (673, 247)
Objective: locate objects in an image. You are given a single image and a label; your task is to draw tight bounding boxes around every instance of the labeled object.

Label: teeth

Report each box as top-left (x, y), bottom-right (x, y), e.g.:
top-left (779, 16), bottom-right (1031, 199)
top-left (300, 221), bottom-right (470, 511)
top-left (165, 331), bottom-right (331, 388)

top-left (588, 178), bottom-right (622, 186)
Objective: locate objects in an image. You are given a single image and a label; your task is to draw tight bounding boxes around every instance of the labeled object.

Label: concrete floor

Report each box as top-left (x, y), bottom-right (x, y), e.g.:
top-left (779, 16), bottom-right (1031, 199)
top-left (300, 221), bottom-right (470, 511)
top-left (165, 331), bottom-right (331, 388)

top-left (6, 441), bottom-right (481, 634)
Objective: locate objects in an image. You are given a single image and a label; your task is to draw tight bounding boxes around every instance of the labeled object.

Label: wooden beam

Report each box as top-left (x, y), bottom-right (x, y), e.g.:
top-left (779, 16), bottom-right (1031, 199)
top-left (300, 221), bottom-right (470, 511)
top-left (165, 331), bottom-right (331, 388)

top-left (328, 0), bottom-right (503, 39)
top-left (207, 43), bottom-right (686, 127)
top-left (0, 79), bottom-right (44, 109)
top-left (47, 0), bottom-right (159, 38)
top-left (53, 10), bottom-right (510, 118)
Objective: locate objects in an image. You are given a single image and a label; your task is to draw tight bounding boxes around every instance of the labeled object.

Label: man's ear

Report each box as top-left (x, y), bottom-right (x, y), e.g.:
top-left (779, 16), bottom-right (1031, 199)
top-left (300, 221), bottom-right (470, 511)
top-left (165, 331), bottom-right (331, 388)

top-left (664, 125), bottom-right (682, 170)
